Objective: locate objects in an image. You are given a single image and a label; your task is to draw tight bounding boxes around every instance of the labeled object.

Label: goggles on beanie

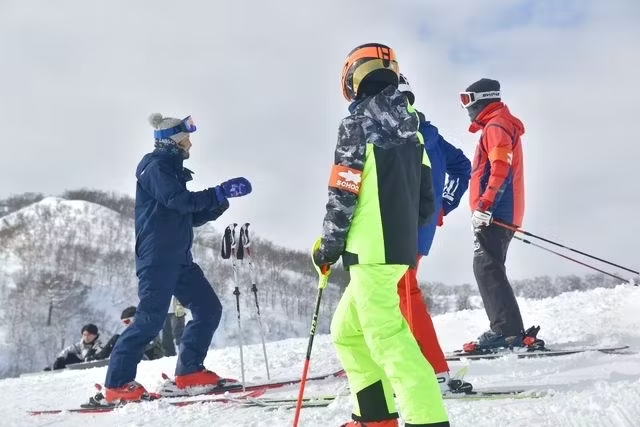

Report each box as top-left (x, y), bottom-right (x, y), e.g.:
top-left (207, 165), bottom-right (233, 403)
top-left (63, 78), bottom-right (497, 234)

top-left (153, 116), bottom-right (197, 140)
top-left (459, 90), bottom-right (501, 108)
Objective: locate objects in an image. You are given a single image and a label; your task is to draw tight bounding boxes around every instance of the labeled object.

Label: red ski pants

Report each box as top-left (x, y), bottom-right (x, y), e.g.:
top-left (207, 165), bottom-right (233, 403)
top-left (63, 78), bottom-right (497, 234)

top-left (397, 255), bottom-right (449, 374)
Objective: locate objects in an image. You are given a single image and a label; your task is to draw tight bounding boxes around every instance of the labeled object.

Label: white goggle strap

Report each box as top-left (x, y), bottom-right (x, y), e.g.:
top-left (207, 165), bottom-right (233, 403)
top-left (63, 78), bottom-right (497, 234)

top-left (460, 90), bottom-right (501, 108)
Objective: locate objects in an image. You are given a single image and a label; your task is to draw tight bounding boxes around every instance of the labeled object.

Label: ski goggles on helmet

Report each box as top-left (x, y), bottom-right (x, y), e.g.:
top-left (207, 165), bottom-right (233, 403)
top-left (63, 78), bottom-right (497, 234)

top-left (459, 91), bottom-right (501, 108)
top-left (398, 74), bottom-right (412, 94)
top-left (153, 115), bottom-right (197, 140)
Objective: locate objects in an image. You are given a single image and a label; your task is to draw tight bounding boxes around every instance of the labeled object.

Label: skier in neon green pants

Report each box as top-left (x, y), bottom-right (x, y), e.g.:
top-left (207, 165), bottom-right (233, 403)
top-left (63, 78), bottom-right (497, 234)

top-left (313, 42), bottom-right (450, 427)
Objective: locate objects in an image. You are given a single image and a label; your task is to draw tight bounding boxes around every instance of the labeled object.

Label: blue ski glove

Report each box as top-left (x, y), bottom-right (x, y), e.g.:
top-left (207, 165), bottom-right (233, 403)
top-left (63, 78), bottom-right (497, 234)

top-left (211, 177), bottom-right (252, 206)
top-left (220, 177), bottom-right (252, 198)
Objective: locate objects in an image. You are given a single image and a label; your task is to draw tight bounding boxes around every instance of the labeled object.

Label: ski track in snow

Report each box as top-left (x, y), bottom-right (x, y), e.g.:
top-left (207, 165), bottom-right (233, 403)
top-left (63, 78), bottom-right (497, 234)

top-left (2, 284), bottom-right (640, 427)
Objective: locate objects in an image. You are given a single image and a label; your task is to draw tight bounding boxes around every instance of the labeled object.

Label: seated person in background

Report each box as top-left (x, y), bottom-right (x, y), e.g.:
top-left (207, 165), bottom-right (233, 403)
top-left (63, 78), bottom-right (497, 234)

top-left (98, 306), bottom-right (164, 361)
top-left (46, 324), bottom-right (104, 370)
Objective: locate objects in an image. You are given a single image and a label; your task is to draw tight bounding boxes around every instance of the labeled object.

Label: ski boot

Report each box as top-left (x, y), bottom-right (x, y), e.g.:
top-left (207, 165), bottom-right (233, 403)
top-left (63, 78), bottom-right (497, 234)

top-left (85, 382), bottom-right (159, 408)
top-left (462, 325), bottom-right (545, 355)
top-left (340, 420), bottom-right (399, 427)
top-left (436, 371), bottom-right (473, 395)
top-left (158, 367), bottom-right (241, 397)
top-left (522, 325), bottom-right (545, 351)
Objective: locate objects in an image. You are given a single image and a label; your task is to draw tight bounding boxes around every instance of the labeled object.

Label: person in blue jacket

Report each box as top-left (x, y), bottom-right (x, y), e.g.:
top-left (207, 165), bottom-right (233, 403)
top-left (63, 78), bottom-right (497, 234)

top-left (96, 113), bottom-right (252, 405)
top-left (396, 74), bottom-right (473, 394)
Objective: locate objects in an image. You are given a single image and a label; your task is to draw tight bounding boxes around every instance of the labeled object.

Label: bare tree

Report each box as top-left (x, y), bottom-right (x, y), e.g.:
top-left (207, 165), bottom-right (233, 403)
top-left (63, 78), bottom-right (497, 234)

top-left (453, 283), bottom-right (472, 311)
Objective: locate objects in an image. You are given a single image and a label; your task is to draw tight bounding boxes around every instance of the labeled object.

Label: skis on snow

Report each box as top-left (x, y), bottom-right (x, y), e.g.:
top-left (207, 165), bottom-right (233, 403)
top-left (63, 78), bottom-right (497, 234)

top-left (29, 384), bottom-right (549, 415)
top-left (28, 369), bottom-right (347, 415)
top-left (29, 366), bottom-right (558, 416)
top-left (446, 344), bottom-right (632, 361)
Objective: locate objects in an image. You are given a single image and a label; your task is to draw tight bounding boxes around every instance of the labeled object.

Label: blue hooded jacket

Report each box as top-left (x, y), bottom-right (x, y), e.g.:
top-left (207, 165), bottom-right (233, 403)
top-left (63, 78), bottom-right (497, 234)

top-left (134, 148), bottom-right (229, 269)
top-left (417, 115), bottom-right (471, 256)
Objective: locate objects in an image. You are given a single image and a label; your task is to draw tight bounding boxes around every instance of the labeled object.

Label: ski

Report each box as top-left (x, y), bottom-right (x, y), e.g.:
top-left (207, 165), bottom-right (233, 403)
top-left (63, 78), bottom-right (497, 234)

top-left (157, 368), bottom-right (346, 398)
top-left (237, 387), bottom-right (550, 410)
top-left (445, 344), bottom-right (632, 361)
top-left (156, 372), bottom-right (245, 397)
top-left (28, 388), bottom-right (267, 415)
top-left (442, 388), bottom-right (549, 400)
top-left (66, 359), bottom-right (110, 370)
top-left (212, 394), bottom-right (338, 410)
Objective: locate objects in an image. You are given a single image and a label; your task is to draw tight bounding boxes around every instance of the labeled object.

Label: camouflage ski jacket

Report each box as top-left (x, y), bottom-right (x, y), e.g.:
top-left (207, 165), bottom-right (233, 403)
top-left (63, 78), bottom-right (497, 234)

top-left (319, 85), bottom-right (435, 268)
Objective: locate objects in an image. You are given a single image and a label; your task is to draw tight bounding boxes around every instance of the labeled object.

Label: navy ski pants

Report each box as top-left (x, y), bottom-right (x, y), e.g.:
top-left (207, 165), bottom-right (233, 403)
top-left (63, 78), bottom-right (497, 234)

top-left (105, 262), bottom-right (222, 388)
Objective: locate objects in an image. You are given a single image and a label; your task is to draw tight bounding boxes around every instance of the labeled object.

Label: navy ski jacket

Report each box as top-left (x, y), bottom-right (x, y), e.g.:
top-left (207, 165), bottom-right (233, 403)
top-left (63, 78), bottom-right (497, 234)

top-left (418, 117), bottom-right (471, 256)
top-left (134, 149), bottom-right (228, 269)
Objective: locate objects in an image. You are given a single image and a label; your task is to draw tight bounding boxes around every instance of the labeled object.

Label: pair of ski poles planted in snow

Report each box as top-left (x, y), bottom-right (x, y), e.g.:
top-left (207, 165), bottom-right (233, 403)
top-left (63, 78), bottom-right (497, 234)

top-left (221, 222), bottom-right (271, 390)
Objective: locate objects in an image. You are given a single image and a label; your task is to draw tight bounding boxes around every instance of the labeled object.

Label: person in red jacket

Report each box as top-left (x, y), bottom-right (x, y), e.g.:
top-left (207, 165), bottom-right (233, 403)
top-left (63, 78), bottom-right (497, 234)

top-left (459, 78), bottom-right (542, 352)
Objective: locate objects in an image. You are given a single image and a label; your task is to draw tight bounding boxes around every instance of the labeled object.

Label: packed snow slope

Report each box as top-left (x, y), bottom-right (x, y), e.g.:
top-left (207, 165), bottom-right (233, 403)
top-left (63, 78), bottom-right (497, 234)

top-left (2, 284), bottom-right (639, 427)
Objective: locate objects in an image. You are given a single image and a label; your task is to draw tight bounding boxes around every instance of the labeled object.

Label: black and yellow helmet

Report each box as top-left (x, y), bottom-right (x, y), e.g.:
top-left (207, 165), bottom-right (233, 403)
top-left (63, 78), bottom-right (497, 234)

top-left (340, 43), bottom-right (400, 102)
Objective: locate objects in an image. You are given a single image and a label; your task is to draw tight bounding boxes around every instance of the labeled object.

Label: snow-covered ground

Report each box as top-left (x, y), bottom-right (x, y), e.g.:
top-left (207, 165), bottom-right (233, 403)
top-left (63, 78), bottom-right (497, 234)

top-left (2, 284), bottom-right (639, 427)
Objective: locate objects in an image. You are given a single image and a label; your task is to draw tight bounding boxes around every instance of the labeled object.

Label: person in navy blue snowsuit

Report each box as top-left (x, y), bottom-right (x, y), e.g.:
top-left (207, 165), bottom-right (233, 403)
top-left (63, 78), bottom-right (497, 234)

top-left (396, 74), bottom-right (473, 393)
top-left (101, 113), bottom-right (252, 403)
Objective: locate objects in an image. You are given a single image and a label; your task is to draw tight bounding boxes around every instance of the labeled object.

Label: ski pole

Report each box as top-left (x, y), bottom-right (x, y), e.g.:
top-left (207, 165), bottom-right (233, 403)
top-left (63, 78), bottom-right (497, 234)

top-left (292, 237), bottom-right (331, 427)
top-left (222, 223), bottom-right (246, 390)
top-left (512, 234), bottom-right (629, 282)
top-left (494, 220), bottom-right (639, 275)
top-left (239, 222), bottom-right (271, 380)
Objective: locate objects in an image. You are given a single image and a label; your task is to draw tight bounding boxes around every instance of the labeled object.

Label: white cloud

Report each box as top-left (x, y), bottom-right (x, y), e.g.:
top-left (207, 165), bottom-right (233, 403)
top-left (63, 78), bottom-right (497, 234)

top-left (0, 0), bottom-right (638, 285)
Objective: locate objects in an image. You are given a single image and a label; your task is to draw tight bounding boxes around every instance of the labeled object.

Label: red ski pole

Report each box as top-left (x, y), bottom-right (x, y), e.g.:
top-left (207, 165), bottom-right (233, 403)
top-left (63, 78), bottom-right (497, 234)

top-left (511, 234), bottom-right (628, 282)
top-left (293, 238), bottom-right (331, 427)
top-left (493, 220), bottom-right (638, 275)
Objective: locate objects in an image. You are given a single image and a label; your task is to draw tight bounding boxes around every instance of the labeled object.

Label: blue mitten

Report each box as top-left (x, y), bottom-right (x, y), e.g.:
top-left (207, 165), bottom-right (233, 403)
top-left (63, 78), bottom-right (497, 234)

top-left (220, 177), bottom-right (252, 198)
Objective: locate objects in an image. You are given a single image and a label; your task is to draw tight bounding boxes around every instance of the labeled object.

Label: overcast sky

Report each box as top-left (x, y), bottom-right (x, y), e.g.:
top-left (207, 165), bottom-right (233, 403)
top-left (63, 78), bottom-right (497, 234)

top-left (1, 0), bottom-right (638, 285)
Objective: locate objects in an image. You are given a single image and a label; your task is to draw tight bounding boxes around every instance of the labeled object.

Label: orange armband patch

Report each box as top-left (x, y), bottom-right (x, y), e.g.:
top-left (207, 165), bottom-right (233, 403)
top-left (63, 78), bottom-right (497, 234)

top-left (329, 164), bottom-right (362, 194)
top-left (488, 146), bottom-right (513, 165)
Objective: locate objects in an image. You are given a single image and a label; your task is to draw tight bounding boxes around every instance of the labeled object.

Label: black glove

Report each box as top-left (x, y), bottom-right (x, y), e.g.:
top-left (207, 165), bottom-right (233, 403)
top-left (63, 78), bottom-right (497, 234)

top-left (312, 243), bottom-right (341, 269)
top-left (52, 357), bottom-right (66, 370)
